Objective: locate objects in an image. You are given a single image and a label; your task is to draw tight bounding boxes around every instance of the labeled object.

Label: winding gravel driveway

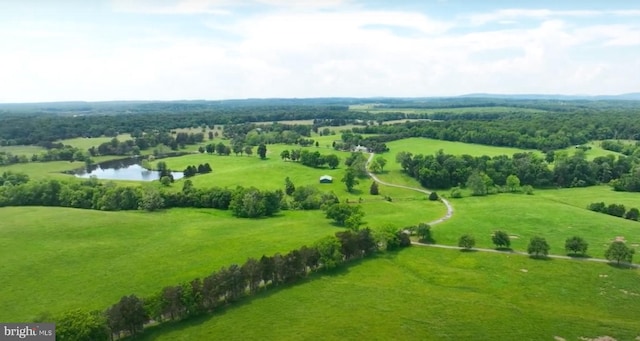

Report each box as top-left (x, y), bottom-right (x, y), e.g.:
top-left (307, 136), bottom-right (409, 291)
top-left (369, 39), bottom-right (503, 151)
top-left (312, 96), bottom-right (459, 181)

top-left (366, 152), bottom-right (453, 226)
top-left (365, 153), bottom-right (638, 268)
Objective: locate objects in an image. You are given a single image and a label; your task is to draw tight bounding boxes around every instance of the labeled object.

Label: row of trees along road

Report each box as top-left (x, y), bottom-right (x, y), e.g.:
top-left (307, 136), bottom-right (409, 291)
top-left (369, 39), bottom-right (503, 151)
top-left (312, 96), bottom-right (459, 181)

top-left (52, 229), bottom-right (411, 340)
top-left (456, 231), bottom-right (635, 265)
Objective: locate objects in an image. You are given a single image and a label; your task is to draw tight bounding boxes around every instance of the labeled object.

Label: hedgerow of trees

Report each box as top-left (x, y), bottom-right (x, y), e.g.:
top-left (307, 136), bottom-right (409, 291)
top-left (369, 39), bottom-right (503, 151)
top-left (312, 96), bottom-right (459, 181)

top-left (48, 227), bottom-right (411, 340)
top-left (396, 149), bottom-right (639, 192)
top-left (0, 174), bottom-right (340, 218)
top-left (587, 202), bottom-right (640, 221)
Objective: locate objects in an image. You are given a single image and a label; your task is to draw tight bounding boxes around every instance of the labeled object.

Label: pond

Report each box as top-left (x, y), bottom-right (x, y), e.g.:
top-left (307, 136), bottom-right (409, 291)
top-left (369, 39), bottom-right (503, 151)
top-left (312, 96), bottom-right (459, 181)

top-left (73, 157), bottom-right (184, 181)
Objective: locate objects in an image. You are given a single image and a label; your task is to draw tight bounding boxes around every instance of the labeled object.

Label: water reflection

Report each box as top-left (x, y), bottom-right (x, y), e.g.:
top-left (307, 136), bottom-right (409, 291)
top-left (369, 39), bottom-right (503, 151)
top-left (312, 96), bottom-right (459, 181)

top-left (74, 157), bottom-right (184, 181)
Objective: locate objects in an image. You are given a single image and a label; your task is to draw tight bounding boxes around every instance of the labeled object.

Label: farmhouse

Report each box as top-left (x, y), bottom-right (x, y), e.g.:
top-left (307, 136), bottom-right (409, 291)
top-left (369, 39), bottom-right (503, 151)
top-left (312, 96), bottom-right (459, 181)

top-left (319, 175), bottom-right (333, 183)
top-left (353, 145), bottom-right (369, 153)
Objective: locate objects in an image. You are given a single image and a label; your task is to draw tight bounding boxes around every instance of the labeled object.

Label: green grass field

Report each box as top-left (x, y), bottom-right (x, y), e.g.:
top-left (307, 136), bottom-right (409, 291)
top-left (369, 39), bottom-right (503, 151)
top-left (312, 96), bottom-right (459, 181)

top-left (435, 189), bottom-right (640, 257)
top-left (386, 137), bottom-right (539, 159)
top-left (0, 145), bottom-right (46, 156)
top-left (136, 246), bottom-right (640, 341)
top-left (556, 141), bottom-right (624, 161)
top-left (3, 135), bottom-right (640, 339)
top-left (0, 206), bottom-right (345, 322)
top-left (58, 134), bottom-right (132, 150)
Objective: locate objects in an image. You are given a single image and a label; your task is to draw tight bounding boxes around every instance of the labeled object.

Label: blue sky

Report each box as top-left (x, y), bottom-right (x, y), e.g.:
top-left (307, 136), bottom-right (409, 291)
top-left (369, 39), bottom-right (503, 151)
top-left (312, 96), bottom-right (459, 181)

top-left (1, 0), bottom-right (639, 102)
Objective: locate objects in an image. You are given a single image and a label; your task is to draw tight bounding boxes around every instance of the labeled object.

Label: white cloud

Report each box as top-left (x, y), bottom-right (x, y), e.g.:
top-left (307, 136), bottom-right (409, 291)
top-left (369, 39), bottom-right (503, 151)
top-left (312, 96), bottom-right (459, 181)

top-left (111, 0), bottom-right (232, 15)
top-left (1, 3), bottom-right (640, 102)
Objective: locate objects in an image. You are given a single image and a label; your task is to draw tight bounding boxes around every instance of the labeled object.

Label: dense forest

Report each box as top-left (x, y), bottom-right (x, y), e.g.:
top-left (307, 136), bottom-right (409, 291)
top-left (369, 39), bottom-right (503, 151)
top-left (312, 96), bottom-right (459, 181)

top-left (2, 98), bottom-right (639, 148)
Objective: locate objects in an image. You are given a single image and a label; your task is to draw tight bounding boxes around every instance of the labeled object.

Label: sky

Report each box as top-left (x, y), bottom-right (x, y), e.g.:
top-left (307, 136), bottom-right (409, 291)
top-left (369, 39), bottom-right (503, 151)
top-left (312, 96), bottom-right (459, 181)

top-left (1, 0), bottom-right (639, 102)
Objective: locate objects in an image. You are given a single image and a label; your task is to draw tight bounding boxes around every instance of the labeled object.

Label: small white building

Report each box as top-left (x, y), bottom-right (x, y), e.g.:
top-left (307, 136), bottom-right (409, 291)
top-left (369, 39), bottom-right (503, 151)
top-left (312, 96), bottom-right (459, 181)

top-left (319, 175), bottom-right (333, 183)
top-left (353, 145), bottom-right (369, 153)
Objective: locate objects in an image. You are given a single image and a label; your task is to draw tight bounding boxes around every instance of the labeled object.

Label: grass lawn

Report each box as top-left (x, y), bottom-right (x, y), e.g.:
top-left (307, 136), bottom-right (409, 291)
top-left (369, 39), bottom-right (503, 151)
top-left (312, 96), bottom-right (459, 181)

top-left (386, 137), bottom-right (539, 159)
top-left (435, 188), bottom-right (640, 258)
top-left (0, 160), bottom-right (88, 180)
top-left (0, 145), bottom-right (46, 156)
top-left (0, 206), bottom-right (344, 322)
top-left (137, 246), bottom-right (640, 341)
top-left (58, 134), bottom-right (132, 150)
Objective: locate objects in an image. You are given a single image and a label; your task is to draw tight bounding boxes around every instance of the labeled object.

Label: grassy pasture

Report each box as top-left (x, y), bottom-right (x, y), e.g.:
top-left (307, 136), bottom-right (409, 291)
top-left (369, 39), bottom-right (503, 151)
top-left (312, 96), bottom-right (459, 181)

top-left (0, 160), bottom-right (88, 180)
top-left (0, 145), bottom-right (46, 156)
top-left (137, 246), bottom-right (640, 341)
top-left (374, 138), bottom-right (640, 257)
top-left (386, 137), bottom-right (539, 159)
top-left (150, 144), bottom-right (446, 225)
top-left (555, 140), bottom-right (624, 160)
top-left (0, 206), bottom-right (345, 322)
top-left (435, 189), bottom-right (640, 257)
top-left (58, 134), bottom-right (132, 150)
top-left (4, 134), bottom-right (640, 340)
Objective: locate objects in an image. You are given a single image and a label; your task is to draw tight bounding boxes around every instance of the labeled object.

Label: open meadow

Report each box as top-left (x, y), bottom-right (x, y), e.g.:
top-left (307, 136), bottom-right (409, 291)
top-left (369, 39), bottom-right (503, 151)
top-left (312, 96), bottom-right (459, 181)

top-left (434, 189), bottom-right (640, 257)
top-left (0, 206), bottom-right (345, 322)
top-left (2, 133), bottom-right (640, 340)
top-left (135, 246), bottom-right (640, 341)
top-left (386, 137), bottom-right (540, 159)
top-left (0, 144), bottom-right (46, 156)
top-left (58, 134), bottom-right (132, 150)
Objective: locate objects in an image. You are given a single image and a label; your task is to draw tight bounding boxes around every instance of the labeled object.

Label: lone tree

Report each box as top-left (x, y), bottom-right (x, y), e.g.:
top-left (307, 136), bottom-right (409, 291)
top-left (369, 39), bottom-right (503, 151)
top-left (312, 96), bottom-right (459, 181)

top-left (604, 241), bottom-right (635, 265)
top-left (458, 234), bottom-right (475, 250)
top-left (369, 181), bottom-right (379, 195)
top-left (257, 143), bottom-right (267, 159)
top-left (375, 156), bottom-right (387, 172)
top-left (284, 177), bottom-right (295, 196)
top-left (416, 223), bottom-right (434, 243)
top-left (527, 236), bottom-right (550, 258)
top-left (244, 146), bottom-right (253, 156)
top-left (428, 192), bottom-right (438, 201)
top-left (325, 154), bottom-right (340, 169)
top-left (325, 203), bottom-right (363, 227)
top-left (565, 236), bottom-right (588, 255)
top-left (492, 230), bottom-right (511, 249)
top-left (341, 168), bottom-right (359, 193)
top-left (280, 150), bottom-right (290, 161)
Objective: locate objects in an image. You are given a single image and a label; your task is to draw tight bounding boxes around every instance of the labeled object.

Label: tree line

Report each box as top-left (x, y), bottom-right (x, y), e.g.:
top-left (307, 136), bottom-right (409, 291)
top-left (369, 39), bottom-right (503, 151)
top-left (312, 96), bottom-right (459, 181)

top-left (600, 140), bottom-right (640, 156)
top-left (587, 202), bottom-right (640, 221)
top-left (51, 228), bottom-right (411, 340)
top-left (0, 175), bottom-right (346, 218)
top-left (280, 149), bottom-right (340, 169)
top-left (0, 144), bottom-right (88, 166)
top-left (352, 110), bottom-right (640, 151)
top-left (0, 104), bottom-right (352, 146)
top-left (455, 231), bottom-right (634, 264)
top-left (395, 149), bottom-right (639, 191)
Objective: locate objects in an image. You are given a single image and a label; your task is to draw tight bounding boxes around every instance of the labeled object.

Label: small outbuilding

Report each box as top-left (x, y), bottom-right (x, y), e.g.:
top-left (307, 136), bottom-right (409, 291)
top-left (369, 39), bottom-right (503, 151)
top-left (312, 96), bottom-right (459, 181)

top-left (353, 145), bottom-right (369, 153)
top-left (319, 175), bottom-right (333, 183)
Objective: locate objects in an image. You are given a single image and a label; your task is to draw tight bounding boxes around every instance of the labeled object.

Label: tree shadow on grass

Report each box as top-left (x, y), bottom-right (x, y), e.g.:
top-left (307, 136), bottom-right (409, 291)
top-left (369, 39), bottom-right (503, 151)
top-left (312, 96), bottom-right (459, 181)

top-left (606, 262), bottom-right (636, 270)
top-left (459, 248), bottom-right (478, 253)
top-left (528, 255), bottom-right (553, 261)
top-left (566, 253), bottom-right (591, 259)
top-left (346, 189), bottom-right (364, 196)
top-left (494, 247), bottom-right (513, 252)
